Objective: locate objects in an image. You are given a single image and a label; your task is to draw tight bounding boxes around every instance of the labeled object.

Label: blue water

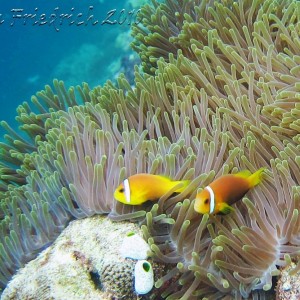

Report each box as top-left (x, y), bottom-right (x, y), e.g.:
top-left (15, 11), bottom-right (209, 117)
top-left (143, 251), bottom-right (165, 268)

top-left (0, 0), bottom-right (141, 138)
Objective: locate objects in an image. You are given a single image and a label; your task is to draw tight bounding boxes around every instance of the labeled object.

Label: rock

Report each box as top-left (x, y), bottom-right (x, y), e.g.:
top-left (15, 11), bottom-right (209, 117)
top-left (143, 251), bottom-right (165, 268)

top-left (1, 216), bottom-right (166, 300)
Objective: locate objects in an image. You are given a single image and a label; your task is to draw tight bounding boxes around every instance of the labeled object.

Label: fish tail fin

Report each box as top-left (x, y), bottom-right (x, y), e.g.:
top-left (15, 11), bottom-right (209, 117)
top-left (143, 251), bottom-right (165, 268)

top-left (174, 180), bottom-right (190, 193)
top-left (248, 167), bottom-right (266, 188)
top-left (235, 169), bottom-right (252, 178)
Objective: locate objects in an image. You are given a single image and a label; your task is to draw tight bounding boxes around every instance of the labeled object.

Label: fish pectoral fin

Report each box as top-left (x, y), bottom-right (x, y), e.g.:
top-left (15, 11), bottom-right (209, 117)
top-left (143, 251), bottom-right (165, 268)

top-left (219, 203), bottom-right (235, 215)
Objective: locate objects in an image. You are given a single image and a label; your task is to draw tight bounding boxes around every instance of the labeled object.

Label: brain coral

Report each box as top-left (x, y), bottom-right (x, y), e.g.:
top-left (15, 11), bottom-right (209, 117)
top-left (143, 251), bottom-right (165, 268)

top-left (0, 0), bottom-right (300, 299)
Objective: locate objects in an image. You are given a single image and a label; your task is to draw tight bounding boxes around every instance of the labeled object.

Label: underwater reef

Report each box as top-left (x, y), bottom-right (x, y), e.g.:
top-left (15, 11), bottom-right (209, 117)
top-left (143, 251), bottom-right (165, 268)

top-left (0, 0), bottom-right (300, 299)
top-left (1, 216), bottom-right (167, 300)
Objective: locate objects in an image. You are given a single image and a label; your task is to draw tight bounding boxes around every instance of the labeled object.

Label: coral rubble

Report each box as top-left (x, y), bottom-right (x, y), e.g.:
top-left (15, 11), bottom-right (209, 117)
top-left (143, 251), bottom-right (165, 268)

top-left (276, 261), bottom-right (300, 300)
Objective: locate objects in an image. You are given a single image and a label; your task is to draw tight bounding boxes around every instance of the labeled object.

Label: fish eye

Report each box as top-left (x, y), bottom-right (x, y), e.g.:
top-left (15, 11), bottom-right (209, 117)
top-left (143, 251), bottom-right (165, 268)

top-left (119, 188), bottom-right (124, 193)
top-left (204, 199), bottom-right (209, 205)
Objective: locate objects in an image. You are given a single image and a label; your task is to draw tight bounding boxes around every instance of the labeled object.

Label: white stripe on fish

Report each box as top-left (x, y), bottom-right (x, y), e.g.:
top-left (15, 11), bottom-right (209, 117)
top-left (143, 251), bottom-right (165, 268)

top-left (123, 179), bottom-right (131, 203)
top-left (205, 186), bottom-right (215, 214)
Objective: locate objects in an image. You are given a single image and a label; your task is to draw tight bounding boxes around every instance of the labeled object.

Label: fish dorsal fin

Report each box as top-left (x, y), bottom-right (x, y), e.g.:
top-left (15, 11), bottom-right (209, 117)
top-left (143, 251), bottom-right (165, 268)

top-left (234, 170), bottom-right (252, 179)
top-left (156, 174), bottom-right (171, 181)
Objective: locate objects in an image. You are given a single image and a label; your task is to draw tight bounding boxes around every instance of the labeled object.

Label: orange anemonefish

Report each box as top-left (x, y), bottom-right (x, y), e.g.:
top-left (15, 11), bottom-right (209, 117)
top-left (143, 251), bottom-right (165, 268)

top-left (114, 173), bottom-right (190, 205)
top-left (194, 168), bottom-right (266, 215)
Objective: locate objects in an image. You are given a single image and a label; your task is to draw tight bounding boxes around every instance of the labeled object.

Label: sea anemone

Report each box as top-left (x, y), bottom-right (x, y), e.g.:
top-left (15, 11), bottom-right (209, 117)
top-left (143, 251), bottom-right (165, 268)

top-left (0, 80), bottom-right (92, 191)
top-left (0, 0), bottom-right (300, 299)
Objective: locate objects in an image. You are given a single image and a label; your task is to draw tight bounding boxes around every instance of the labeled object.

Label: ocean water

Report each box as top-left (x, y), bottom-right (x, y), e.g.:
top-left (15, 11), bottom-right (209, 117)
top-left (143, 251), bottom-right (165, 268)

top-left (0, 0), bottom-right (142, 138)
